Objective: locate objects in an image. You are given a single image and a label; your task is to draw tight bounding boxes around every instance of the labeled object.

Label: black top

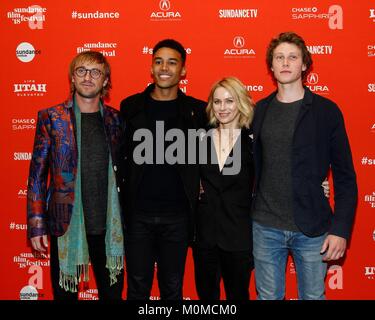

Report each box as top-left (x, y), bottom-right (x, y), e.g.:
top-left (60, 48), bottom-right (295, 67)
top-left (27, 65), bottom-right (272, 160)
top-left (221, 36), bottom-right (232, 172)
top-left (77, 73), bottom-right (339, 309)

top-left (119, 84), bottom-right (208, 241)
top-left (135, 96), bottom-right (190, 215)
top-left (195, 129), bottom-right (255, 251)
top-left (252, 97), bottom-right (301, 231)
top-left (81, 111), bottom-right (109, 235)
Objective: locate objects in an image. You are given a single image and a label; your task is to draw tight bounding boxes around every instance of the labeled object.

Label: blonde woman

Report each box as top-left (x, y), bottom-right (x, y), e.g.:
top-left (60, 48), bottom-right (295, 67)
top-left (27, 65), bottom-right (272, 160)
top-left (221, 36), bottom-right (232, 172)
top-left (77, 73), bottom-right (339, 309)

top-left (193, 77), bottom-right (255, 300)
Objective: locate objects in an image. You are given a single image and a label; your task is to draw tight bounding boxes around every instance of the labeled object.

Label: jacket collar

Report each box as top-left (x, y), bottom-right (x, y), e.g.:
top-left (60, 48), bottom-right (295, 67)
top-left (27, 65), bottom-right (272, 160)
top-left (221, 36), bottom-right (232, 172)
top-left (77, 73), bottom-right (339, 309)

top-left (262, 85), bottom-right (313, 106)
top-left (254, 86), bottom-right (314, 140)
top-left (63, 97), bottom-right (74, 109)
top-left (144, 82), bottom-right (187, 100)
top-left (62, 96), bottom-right (106, 110)
top-left (302, 85), bottom-right (314, 105)
top-left (266, 86), bottom-right (315, 132)
top-left (294, 86), bottom-right (314, 128)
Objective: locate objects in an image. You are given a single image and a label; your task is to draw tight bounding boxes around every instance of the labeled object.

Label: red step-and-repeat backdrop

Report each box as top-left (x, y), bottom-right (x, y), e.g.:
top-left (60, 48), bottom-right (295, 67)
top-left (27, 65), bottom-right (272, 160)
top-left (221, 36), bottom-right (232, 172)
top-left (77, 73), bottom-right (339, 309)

top-left (1, 0), bottom-right (374, 300)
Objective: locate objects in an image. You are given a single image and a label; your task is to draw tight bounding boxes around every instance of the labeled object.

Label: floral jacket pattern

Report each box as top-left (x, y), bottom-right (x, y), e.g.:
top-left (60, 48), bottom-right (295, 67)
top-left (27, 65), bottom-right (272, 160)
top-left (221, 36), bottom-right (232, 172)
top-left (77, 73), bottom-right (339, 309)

top-left (27, 99), bottom-right (123, 238)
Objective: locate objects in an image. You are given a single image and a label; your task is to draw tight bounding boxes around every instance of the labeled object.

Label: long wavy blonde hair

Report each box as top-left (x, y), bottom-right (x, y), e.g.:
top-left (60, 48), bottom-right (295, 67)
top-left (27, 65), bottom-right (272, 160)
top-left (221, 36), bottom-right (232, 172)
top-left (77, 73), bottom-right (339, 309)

top-left (206, 76), bottom-right (255, 129)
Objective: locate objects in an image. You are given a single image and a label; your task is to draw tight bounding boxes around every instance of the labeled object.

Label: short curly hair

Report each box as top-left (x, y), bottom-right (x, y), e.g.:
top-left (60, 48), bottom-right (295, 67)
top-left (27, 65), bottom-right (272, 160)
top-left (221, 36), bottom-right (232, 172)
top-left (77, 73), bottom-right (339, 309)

top-left (266, 32), bottom-right (312, 81)
top-left (153, 39), bottom-right (186, 65)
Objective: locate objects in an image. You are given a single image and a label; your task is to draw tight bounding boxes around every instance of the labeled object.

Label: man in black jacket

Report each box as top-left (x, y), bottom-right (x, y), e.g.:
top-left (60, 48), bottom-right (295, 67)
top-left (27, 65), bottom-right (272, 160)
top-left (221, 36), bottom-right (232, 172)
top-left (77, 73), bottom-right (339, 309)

top-left (119, 39), bottom-right (207, 300)
top-left (252, 32), bottom-right (358, 300)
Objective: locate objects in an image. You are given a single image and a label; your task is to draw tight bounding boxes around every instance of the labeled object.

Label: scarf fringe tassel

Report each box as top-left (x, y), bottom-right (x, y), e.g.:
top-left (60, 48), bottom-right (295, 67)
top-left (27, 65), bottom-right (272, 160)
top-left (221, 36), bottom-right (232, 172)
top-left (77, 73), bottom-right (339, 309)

top-left (59, 256), bottom-right (124, 292)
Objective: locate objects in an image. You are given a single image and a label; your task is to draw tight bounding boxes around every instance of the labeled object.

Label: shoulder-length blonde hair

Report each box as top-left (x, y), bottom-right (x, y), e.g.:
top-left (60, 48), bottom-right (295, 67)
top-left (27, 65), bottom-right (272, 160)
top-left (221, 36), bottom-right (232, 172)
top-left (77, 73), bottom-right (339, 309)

top-left (206, 77), bottom-right (255, 129)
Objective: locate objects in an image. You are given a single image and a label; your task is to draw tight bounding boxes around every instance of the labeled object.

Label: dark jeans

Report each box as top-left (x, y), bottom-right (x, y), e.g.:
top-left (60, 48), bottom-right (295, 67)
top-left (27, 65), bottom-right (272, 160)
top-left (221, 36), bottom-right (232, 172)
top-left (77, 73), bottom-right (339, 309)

top-left (193, 245), bottom-right (253, 300)
top-left (50, 234), bottom-right (124, 300)
top-left (124, 214), bottom-right (189, 300)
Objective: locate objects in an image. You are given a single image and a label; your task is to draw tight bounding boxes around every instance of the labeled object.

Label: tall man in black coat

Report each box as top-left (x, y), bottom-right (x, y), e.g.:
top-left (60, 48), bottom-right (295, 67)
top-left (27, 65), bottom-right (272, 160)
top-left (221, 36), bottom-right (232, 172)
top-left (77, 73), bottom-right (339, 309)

top-left (251, 32), bottom-right (358, 300)
top-left (118, 39), bottom-right (207, 300)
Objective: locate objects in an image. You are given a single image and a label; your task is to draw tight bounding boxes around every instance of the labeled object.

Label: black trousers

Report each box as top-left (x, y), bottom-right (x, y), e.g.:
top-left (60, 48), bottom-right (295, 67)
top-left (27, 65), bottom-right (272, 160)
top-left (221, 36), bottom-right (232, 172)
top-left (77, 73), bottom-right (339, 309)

top-left (50, 234), bottom-right (124, 300)
top-left (124, 214), bottom-right (188, 300)
top-left (193, 245), bottom-right (253, 300)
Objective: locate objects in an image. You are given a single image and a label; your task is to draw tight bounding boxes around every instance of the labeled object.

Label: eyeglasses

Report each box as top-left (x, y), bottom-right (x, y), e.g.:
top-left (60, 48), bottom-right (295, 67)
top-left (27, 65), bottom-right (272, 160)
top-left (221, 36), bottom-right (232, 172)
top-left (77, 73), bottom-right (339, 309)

top-left (74, 67), bottom-right (103, 79)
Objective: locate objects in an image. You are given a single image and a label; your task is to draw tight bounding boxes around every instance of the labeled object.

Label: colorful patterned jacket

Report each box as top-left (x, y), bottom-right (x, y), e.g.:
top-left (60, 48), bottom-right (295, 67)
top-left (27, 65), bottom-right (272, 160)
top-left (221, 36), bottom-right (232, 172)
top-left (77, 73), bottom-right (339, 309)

top-left (27, 99), bottom-right (123, 238)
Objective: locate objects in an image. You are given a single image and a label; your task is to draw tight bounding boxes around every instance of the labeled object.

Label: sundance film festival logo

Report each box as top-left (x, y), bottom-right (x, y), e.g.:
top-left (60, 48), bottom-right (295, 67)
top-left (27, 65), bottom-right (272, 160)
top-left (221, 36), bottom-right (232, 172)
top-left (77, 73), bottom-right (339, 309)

top-left (77, 42), bottom-right (117, 57)
top-left (224, 36), bottom-right (256, 58)
top-left (20, 264), bottom-right (46, 299)
top-left (14, 80), bottom-right (47, 96)
top-left (13, 252), bottom-right (49, 269)
top-left (12, 118), bottom-right (36, 131)
top-left (16, 42), bottom-right (41, 63)
top-left (307, 45), bottom-right (333, 55)
top-left (218, 8), bottom-right (258, 19)
top-left (79, 289), bottom-right (99, 300)
top-left (364, 192), bottom-right (375, 208)
top-left (16, 260), bottom-right (47, 300)
top-left (368, 45), bottom-right (375, 57)
top-left (306, 73), bottom-right (329, 95)
top-left (365, 267), bottom-right (375, 279)
top-left (150, 0), bottom-right (182, 21)
top-left (291, 5), bottom-right (343, 29)
top-left (7, 5), bottom-right (46, 29)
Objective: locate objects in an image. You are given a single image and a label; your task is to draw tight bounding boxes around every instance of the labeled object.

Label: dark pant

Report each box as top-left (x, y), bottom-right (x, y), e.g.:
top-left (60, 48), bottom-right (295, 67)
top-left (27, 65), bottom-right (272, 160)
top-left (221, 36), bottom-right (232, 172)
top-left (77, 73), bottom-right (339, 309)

top-left (50, 234), bottom-right (124, 300)
top-left (193, 245), bottom-right (253, 300)
top-left (124, 215), bottom-right (188, 300)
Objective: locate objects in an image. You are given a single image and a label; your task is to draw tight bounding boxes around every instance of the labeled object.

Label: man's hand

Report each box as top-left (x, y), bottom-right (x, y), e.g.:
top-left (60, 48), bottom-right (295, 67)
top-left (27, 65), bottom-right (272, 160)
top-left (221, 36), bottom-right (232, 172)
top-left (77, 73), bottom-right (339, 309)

top-left (322, 178), bottom-right (330, 198)
top-left (30, 235), bottom-right (48, 252)
top-left (320, 234), bottom-right (346, 261)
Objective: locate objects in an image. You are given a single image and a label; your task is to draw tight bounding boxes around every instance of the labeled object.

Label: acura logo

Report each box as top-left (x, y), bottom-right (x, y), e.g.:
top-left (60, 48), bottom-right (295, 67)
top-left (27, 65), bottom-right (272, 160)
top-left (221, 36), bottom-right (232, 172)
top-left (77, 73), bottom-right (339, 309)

top-left (160, 0), bottom-right (171, 11)
top-left (233, 36), bottom-right (245, 48)
top-left (307, 72), bottom-right (319, 85)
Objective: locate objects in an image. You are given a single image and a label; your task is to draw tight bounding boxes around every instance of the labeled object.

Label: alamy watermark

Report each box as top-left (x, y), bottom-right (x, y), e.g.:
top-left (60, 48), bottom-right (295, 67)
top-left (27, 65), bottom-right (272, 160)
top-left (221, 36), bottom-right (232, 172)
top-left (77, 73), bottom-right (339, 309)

top-left (132, 122), bottom-right (242, 175)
